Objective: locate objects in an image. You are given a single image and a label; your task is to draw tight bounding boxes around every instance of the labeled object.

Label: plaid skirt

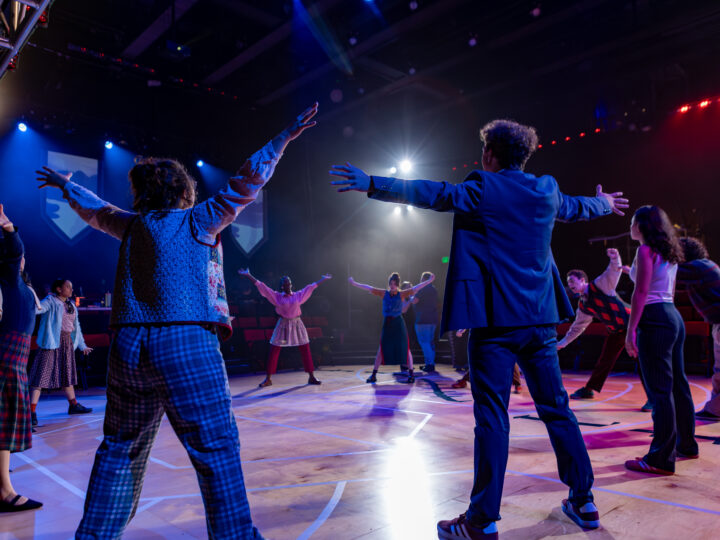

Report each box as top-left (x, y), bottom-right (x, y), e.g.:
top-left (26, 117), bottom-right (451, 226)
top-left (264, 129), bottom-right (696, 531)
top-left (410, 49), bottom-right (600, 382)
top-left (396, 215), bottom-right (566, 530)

top-left (0, 331), bottom-right (32, 452)
top-left (28, 331), bottom-right (78, 389)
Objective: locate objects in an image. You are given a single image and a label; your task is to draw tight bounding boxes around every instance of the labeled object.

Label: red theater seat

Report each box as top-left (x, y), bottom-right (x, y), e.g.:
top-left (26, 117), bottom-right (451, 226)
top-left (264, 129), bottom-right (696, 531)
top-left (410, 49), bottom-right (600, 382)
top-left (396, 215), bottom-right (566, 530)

top-left (306, 327), bottom-right (323, 339)
top-left (232, 317), bottom-right (258, 329)
top-left (84, 334), bottom-right (111, 348)
top-left (258, 317), bottom-right (277, 328)
top-left (243, 329), bottom-right (266, 343)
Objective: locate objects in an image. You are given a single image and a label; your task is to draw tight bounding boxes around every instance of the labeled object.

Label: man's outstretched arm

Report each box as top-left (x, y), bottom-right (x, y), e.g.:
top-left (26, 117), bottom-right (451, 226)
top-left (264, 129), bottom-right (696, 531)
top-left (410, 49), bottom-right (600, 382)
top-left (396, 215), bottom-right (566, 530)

top-left (329, 163), bottom-right (483, 214)
top-left (557, 184), bottom-right (628, 223)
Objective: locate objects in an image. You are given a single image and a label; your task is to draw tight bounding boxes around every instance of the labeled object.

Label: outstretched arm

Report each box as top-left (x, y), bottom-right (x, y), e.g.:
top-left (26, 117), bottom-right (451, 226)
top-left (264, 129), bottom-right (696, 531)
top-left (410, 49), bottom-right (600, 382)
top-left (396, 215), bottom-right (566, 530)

top-left (348, 277), bottom-right (385, 297)
top-left (237, 268), bottom-right (259, 285)
top-left (193, 103), bottom-right (318, 243)
top-left (556, 310), bottom-right (593, 349)
top-left (594, 248), bottom-right (624, 294)
top-left (403, 273), bottom-right (435, 299)
top-left (329, 164), bottom-right (485, 214)
top-left (557, 184), bottom-right (628, 223)
top-left (35, 168), bottom-right (135, 240)
top-left (315, 274), bottom-right (332, 287)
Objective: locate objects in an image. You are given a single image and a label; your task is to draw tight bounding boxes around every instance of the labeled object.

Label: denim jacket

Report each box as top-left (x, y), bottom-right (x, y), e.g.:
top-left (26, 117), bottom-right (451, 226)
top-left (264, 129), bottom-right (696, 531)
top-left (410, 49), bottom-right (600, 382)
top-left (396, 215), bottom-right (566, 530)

top-left (36, 295), bottom-right (88, 351)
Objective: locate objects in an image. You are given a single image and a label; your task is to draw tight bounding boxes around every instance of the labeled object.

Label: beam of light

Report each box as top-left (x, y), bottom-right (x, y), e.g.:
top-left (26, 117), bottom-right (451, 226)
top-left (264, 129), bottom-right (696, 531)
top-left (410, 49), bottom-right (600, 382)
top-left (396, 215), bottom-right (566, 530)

top-left (382, 437), bottom-right (435, 539)
top-left (293, 0), bottom-right (352, 75)
top-left (399, 159), bottom-right (413, 173)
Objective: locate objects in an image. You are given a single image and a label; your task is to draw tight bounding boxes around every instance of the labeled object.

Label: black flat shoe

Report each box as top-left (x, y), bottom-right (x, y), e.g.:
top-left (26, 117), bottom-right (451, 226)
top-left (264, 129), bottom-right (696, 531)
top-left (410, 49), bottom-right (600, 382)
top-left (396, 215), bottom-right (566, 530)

top-left (68, 403), bottom-right (93, 415)
top-left (308, 376), bottom-right (322, 385)
top-left (0, 494), bottom-right (43, 513)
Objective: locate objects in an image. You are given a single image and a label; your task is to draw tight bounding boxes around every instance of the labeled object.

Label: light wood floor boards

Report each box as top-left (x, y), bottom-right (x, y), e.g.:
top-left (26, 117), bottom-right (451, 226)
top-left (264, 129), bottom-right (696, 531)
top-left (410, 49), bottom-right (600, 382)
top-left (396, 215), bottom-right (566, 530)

top-left (3, 366), bottom-right (719, 539)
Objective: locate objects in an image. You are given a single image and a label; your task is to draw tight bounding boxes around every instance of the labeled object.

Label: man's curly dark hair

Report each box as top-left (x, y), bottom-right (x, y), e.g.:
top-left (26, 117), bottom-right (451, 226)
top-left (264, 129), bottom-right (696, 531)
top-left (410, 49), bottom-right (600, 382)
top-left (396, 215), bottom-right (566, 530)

top-left (479, 119), bottom-right (539, 170)
top-left (679, 237), bottom-right (709, 262)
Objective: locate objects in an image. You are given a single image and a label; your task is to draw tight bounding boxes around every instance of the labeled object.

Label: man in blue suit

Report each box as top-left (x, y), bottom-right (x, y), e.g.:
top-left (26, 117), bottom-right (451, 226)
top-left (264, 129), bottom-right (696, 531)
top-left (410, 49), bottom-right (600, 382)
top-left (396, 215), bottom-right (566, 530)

top-left (330, 119), bottom-right (628, 540)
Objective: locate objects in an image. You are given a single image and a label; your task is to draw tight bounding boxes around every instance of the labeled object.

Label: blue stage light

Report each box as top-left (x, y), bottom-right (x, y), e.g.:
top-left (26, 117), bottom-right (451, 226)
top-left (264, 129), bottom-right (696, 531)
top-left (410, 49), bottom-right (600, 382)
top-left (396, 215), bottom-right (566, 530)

top-left (104, 141), bottom-right (113, 149)
top-left (196, 160), bottom-right (204, 168)
top-left (17, 122), bottom-right (27, 132)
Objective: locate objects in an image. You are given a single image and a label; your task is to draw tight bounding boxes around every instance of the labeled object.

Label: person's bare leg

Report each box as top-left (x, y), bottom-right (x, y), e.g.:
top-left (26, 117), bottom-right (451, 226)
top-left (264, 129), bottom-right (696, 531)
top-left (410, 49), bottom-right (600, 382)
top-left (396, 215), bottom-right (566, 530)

top-left (30, 388), bottom-right (41, 405)
top-left (0, 450), bottom-right (27, 504)
top-left (62, 386), bottom-right (76, 401)
top-left (367, 346), bottom-right (383, 382)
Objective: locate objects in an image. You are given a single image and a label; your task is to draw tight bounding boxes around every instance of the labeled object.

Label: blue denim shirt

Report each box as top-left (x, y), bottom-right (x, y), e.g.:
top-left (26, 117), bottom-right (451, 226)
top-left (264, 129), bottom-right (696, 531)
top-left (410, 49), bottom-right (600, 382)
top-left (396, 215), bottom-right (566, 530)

top-left (36, 295), bottom-right (87, 351)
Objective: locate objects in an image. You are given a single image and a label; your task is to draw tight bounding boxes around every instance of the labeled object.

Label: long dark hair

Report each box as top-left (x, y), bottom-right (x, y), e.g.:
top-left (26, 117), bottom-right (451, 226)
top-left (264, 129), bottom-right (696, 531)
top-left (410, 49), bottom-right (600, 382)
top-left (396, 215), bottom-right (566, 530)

top-left (633, 206), bottom-right (684, 264)
top-left (388, 272), bottom-right (401, 287)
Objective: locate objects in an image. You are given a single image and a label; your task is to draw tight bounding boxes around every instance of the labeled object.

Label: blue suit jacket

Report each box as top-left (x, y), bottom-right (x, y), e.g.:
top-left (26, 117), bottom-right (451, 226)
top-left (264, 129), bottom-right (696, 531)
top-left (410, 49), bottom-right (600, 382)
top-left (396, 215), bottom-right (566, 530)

top-left (369, 169), bottom-right (612, 333)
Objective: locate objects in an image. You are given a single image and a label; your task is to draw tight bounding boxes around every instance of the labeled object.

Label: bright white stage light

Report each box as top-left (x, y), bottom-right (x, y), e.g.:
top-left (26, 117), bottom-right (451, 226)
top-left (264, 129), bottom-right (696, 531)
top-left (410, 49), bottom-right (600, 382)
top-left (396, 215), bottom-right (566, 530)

top-left (104, 141), bottom-right (113, 149)
top-left (196, 160), bottom-right (204, 167)
top-left (399, 159), bottom-right (412, 173)
top-left (17, 122), bottom-right (27, 132)
top-left (408, 205), bottom-right (414, 211)
top-left (389, 166), bottom-right (397, 174)
top-left (393, 206), bottom-right (402, 215)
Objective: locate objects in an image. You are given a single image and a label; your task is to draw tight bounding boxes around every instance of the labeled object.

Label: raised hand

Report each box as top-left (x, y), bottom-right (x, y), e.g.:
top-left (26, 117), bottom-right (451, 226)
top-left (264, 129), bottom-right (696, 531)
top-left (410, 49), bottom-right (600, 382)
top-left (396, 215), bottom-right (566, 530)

top-left (348, 276), bottom-right (356, 284)
top-left (0, 203), bottom-right (14, 231)
top-left (321, 274), bottom-right (333, 280)
top-left (36, 167), bottom-right (72, 190)
top-left (285, 102), bottom-right (319, 140)
top-left (329, 163), bottom-right (371, 192)
top-left (238, 268), bottom-right (251, 277)
top-left (596, 185), bottom-right (629, 216)
top-left (607, 248), bottom-right (620, 260)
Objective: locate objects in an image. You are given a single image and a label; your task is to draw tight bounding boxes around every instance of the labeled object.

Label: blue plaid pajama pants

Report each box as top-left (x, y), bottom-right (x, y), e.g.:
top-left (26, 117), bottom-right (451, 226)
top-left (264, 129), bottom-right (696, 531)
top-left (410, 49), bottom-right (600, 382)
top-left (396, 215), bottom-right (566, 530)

top-left (76, 325), bottom-right (263, 540)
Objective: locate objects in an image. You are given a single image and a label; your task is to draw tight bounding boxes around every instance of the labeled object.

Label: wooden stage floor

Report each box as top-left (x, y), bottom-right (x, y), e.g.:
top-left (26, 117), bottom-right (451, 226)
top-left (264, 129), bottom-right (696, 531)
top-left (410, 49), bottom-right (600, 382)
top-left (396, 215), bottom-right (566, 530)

top-left (3, 366), bottom-right (719, 540)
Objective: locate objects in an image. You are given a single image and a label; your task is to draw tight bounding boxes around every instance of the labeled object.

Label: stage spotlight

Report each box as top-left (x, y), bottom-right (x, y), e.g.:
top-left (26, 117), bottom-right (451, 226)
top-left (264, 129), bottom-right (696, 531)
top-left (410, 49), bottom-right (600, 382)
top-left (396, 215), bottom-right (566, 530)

top-left (399, 159), bottom-right (413, 173)
top-left (196, 160), bottom-right (204, 167)
top-left (17, 122), bottom-right (27, 132)
top-left (389, 166), bottom-right (397, 174)
top-left (104, 141), bottom-right (114, 149)
top-left (409, 1), bottom-right (419, 10)
top-left (408, 205), bottom-right (414, 211)
top-left (393, 206), bottom-right (402, 215)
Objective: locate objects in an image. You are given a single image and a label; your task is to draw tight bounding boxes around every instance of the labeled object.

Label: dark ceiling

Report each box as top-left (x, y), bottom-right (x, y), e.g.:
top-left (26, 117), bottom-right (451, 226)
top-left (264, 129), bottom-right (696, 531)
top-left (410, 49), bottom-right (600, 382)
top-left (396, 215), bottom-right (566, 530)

top-left (2, 0), bottom-right (720, 161)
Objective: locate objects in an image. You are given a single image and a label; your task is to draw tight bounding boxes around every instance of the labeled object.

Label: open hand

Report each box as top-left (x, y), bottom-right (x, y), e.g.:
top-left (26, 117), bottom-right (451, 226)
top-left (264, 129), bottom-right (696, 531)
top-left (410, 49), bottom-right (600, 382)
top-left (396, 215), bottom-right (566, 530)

top-left (36, 167), bottom-right (72, 190)
top-left (286, 103), bottom-right (319, 140)
top-left (322, 274), bottom-right (333, 280)
top-left (83, 347), bottom-right (93, 355)
top-left (329, 163), bottom-right (371, 192)
top-left (238, 268), bottom-right (251, 277)
top-left (596, 185), bottom-right (629, 216)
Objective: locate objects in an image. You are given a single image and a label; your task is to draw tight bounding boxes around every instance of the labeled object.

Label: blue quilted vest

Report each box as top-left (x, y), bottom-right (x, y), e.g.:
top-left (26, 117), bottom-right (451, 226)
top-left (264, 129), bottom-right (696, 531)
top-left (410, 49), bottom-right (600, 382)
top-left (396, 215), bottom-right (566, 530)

top-left (111, 210), bottom-right (232, 340)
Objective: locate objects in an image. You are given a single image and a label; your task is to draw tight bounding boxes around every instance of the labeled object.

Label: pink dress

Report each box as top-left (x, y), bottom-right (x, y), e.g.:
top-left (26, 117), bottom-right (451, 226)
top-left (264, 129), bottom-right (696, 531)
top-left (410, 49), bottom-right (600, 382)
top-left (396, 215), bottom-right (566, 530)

top-left (255, 281), bottom-right (318, 347)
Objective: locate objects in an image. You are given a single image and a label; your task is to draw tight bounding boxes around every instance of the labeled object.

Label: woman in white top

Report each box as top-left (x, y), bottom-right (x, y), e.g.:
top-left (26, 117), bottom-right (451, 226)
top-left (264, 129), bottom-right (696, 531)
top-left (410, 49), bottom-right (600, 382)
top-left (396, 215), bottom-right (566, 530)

top-left (624, 205), bottom-right (698, 475)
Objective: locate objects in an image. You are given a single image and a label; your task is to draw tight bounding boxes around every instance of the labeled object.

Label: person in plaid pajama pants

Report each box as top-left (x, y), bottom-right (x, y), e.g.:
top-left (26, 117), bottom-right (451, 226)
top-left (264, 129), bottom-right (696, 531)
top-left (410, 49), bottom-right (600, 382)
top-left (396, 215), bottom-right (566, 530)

top-left (36, 103), bottom-right (318, 539)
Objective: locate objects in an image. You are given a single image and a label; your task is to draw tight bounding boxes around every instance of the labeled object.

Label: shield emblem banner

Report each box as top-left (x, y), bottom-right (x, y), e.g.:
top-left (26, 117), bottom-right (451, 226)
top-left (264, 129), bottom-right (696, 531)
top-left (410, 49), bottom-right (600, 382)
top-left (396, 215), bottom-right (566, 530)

top-left (43, 151), bottom-right (99, 244)
top-left (229, 190), bottom-right (267, 257)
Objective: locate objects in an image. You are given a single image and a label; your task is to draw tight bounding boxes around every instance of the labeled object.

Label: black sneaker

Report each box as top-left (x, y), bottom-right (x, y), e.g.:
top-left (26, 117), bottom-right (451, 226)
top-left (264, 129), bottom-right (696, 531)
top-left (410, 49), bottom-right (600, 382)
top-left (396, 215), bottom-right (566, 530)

top-left (307, 375), bottom-right (322, 385)
top-left (570, 387), bottom-right (594, 400)
top-left (640, 400), bottom-right (654, 412)
top-left (695, 410), bottom-right (720, 421)
top-left (406, 375), bottom-right (415, 383)
top-left (31, 412), bottom-right (37, 426)
top-left (68, 403), bottom-right (92, 415)
top-left (421, 364), bottom-right (436, 373)
top-left (366, 374), bottom-right (377, 383)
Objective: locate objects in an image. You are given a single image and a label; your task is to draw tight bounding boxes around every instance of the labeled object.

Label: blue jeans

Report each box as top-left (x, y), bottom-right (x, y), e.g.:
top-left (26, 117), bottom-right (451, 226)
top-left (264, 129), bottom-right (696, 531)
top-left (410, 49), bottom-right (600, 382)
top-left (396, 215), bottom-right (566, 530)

top-left (415, 324), bottom-right (436, 366)
top-left (465, 325), bottom-right (594, 526)
top-left (637, 303), bottom-right (697, 471)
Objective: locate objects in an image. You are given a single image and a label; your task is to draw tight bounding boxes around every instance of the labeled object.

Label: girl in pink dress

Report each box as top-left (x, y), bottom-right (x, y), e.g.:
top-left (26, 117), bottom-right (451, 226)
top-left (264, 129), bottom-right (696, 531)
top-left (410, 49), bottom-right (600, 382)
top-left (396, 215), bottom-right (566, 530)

top-left (239, 269), bottom-right (331, 387)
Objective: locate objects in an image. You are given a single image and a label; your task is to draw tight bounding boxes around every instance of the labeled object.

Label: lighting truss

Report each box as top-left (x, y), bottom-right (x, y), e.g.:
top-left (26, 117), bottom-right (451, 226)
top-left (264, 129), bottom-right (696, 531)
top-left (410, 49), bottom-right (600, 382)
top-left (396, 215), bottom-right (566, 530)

top-left (0, 0), bottom-right (54, 79)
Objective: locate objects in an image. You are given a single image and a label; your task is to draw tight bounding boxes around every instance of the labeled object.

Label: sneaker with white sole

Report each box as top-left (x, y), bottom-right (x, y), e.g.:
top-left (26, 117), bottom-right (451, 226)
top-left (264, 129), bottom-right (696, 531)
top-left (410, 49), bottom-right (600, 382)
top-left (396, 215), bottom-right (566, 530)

top-left (437, 513), bottom-right (498, 539)
top-left (561, 499), bottom-right (600, 529)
